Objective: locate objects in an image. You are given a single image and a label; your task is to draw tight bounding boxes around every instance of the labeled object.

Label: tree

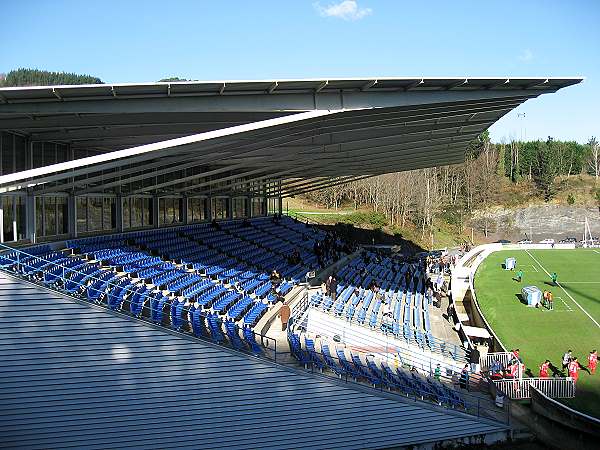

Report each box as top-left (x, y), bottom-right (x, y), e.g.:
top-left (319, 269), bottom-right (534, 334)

top-left (588, 137), bottom-right (600, 184)
top-left (0, 68), bottom-right (102, 87)
top-left (532, 138), bottom-right (558, 201)
top-left (158, 77), bottom-right (191, 82)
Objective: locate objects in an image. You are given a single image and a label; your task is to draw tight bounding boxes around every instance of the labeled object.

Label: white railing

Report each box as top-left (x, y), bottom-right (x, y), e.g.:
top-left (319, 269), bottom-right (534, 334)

top-left (481, 351), bottom-right (515, 372)
top-left (494, 377), bottom-right (576, 400)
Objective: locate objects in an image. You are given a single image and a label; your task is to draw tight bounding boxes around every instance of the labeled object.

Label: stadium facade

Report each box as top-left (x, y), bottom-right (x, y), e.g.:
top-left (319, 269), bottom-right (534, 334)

top-left (0, 77), bottom-right (581, 244)
top-left (0, 77), bottom-right (583, 449)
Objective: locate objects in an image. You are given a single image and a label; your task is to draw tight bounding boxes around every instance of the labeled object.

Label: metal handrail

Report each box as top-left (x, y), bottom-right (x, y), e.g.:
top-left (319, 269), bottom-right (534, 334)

top-left (295, 289), bottom-right (466, 363)
top-left (493, 377), bottom-right (576, 400)
top-left (284, 320), bottom-right (508, 424)
top-left (0, 243), bottom-right (280, 361)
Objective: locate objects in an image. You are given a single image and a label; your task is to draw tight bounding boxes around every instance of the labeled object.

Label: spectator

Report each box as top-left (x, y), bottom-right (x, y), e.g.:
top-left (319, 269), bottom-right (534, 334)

top-left (381, 310), bottom-right (393, 333)
top-left (329, 274), bottom-right (338, 302)
top-left (562, 349), bottom-right (572, 370)
top-left (446, 302), bottom-right (455, 323)
top-left (491, 359), bottom-right (502, 375)
top-left (434, 364), bottom-right (442, 381)
top-left (460, 364), bottom-right (470, 390)
top-left (469, 347), bottom-right (481, 373)
top-left (270, 269), bottom-right (281, 287)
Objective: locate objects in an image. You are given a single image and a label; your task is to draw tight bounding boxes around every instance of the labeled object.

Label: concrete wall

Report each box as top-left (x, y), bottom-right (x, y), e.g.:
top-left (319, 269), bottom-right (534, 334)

top-left (531, 386), bottom-right (600, 438)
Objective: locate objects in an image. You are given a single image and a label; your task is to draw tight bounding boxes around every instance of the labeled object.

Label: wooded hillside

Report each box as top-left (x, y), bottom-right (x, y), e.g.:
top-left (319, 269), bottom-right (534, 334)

top-left (302, 133), bottom-right (600, 240)
top-left (0, 68), bottom-right (103, 87)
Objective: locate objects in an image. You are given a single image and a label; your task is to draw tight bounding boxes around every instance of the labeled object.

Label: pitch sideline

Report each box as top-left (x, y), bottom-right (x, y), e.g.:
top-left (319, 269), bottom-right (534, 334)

top-left (525, 249), bottom-right (600, 329)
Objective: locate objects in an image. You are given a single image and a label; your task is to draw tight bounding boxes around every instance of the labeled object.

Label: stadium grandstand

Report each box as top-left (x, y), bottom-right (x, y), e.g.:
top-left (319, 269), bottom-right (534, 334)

top-left (0, 77), bottom-right (581, 449)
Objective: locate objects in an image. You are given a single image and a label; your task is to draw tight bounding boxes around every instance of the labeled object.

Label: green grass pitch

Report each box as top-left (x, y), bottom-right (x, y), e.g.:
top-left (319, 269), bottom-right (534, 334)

top-left (474, 248), bottom-right (600, 417)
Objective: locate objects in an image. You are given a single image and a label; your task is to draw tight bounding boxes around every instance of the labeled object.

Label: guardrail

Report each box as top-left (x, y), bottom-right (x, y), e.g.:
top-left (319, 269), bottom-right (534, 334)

top-left (481, 352), bottom-right (515, 372)
top-left (0, 243), bottom-right (281, 362)
top-left (284, 319), bottom-right (508, 424)
top-left (307, 298), bottom-right (468, 362)
top-left (288, 284), bottom-right (468, 373)
top-left (493, 377), bottom-right (576, 400)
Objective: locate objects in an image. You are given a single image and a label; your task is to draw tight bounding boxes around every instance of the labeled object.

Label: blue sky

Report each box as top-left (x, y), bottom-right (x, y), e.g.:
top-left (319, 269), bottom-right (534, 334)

top-left (1, 0), bottom-right (598, 143)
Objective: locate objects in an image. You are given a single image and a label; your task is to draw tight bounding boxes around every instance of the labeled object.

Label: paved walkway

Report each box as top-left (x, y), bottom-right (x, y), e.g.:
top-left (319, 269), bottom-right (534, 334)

top-left (430, 290), bottom-right (463, 346)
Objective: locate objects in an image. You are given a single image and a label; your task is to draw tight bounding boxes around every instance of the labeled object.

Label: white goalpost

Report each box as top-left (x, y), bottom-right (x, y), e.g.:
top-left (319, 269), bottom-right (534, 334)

top-left (582, 217), bottom-right (596, 248)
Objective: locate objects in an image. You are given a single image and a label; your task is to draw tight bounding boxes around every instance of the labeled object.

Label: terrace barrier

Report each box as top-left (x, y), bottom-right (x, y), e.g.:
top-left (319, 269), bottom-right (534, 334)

top-left (0, 243), bottom-right (281, 361)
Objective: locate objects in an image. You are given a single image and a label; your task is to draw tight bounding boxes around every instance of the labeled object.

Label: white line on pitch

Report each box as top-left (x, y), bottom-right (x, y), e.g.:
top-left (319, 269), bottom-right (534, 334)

top-left (560, 281), bottom-right (600, 284)
top-left (555, 296), bottom-right (573, 312)
top-left (594, 250), bottom-right (600, 255)
top-left (526, 250), bottom-right (600, 328)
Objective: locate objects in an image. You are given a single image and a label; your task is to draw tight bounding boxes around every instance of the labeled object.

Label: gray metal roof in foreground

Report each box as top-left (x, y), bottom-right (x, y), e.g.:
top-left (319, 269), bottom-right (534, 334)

top-left (0, 274), bottom-right (507, 450)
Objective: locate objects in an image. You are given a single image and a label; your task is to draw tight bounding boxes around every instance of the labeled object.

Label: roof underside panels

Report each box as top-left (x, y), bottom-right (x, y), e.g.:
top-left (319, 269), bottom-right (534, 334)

top-left (0, 95), bottom-right (532, 196)
top-left (0, 274), bottom-right (506, 450)
top-left (0, 77), bottom-right (582, 197)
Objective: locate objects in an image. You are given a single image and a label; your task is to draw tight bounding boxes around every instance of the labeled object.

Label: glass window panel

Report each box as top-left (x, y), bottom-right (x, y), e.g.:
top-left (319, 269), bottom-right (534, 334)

top-left (57, 197), bottom-right (68, 235)
top-left (44, 143), bottom-right (57, 166)
top-left (143, 198), bottom-right (151, 227)
top-left (103, 198), bottom-right (113, 230)
top-left (2, 133), bottom-right (13, 175)
top-left (132, 198), bottom-right (142, 228)
top-left (123, 198), bottom-right (131, 229)
top-left (17, 196), bottom-right (26, 240)
top-left (44, 197), bottom-right (56, 236)
top-left (88, 197), bottom-right (102, 231)
top-left (14, 135), bottom-right (27, 172)
top-left (32, 142), bottom-right (44, 169)
top-left (76, 198), bottom-right (87, 234)
top-left (36, 197), bottom-right (43, 238)
top-left (3, 197), bottom-right (14, 241)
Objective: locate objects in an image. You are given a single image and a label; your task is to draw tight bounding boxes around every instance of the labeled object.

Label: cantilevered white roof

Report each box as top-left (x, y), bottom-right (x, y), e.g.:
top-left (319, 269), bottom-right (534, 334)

top-left (0, 77), bottom-right (583, 103)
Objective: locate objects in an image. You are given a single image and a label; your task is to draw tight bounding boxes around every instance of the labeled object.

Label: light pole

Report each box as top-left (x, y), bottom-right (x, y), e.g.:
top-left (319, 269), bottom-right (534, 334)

top-left (517, 112), bottom-right (526, 141)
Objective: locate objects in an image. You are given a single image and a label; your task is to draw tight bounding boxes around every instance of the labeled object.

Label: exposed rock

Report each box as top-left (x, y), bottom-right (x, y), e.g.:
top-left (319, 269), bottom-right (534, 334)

top-left (471, 205), bottom-right (600, 241)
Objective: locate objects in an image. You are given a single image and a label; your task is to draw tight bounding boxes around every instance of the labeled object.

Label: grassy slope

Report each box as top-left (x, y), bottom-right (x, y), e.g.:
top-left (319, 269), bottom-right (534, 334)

top-left (474, 249), bottom-right (600, 417)
top-left (284, 197), bottom-right (476, 249)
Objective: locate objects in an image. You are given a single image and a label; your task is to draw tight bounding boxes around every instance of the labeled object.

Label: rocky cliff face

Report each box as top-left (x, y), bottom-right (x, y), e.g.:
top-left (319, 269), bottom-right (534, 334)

top-left (471, 205), bottom-right (600, 241)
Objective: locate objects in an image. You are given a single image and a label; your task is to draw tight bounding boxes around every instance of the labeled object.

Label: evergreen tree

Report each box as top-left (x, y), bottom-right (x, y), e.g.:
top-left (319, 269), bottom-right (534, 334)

top-left (0, 68), bottom-right (102, 87)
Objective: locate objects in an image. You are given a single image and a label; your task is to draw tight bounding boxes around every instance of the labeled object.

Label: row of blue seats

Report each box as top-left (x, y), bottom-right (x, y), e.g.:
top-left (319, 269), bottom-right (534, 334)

top-left (289, 334), bottom-right (466, 409)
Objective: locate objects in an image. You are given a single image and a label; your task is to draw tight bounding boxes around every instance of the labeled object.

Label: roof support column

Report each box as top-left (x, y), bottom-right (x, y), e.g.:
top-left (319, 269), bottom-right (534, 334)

top-left (227, 197), bottom-right (233, 220)
top-left (115, 194), bottom-right (123, 233)
top-left (245, 196), bottom-right (251, 218)
top-left (182, 196), bottom-right (189, 225)
top-left (152, 195), bottom-right (159, 228)
top-left (25, 193), bottom-right (36, 244)
top-left (206, 196), bottom-right (212, 221)
top-left (277, 180), bottom-right (283, 215)
top-left (0, 202), bottom-right (3, 243)
top-left (67, 194), bottom-right (76, 238)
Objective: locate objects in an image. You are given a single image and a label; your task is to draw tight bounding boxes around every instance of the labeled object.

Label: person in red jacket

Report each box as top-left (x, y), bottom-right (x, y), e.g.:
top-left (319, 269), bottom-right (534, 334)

top-left (588, 350), bottom-right (598, 374)
top-left (568, 357), bottom-right (581, 383)
top-left (539, 360), bottom-right (551, 378)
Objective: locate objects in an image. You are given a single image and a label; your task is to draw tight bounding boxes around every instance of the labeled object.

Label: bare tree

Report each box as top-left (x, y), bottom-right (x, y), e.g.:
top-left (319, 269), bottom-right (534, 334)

top-left (588, 137), bottom-right (600, 184)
